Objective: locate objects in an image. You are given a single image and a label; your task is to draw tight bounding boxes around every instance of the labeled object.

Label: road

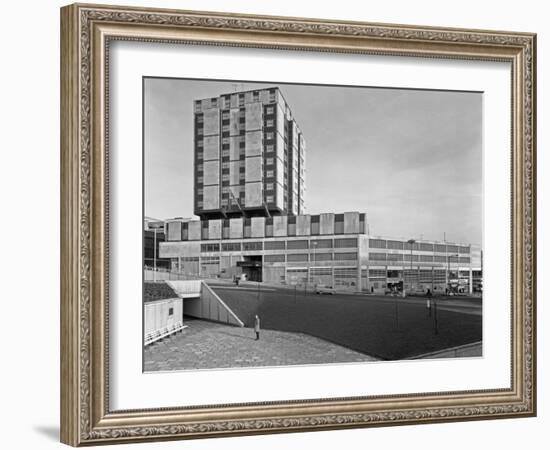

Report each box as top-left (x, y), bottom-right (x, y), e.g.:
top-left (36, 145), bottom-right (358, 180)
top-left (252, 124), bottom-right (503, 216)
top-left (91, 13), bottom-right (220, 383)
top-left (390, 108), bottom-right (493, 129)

top-left (208, 282), bottom-right (482, 360)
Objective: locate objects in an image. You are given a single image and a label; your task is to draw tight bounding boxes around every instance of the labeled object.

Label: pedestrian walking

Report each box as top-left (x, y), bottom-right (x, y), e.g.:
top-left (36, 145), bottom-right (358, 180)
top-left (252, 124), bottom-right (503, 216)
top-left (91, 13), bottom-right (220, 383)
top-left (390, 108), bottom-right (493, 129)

top-left (254, 314), bottom-right (261, 340)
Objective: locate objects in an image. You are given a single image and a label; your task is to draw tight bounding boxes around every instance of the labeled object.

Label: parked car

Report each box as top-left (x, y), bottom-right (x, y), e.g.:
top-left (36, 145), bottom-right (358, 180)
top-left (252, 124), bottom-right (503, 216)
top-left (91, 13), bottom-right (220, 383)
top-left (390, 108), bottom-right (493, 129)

top-left (315, 285), bottom-right (335, 295)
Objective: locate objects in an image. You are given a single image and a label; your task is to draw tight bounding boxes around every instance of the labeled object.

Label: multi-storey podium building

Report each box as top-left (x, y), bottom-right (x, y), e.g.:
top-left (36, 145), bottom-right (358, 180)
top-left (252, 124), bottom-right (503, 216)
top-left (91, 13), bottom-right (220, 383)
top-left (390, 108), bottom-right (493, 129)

top-left (158, 87), bottom-right (482, 293)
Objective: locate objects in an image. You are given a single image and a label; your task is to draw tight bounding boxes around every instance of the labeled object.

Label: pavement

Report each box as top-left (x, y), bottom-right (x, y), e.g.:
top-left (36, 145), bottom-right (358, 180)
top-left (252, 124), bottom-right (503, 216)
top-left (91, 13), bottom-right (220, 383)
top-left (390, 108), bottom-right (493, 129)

top-left (144, 318), bottom-right (377, 371)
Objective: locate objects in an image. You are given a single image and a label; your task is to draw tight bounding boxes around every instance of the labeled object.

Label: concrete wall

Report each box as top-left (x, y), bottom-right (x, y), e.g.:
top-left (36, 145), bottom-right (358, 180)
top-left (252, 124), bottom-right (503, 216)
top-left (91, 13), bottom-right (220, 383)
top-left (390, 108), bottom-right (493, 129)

top-left (166, 221), bottom-right (181, 241)
top-left (144, 298), bottom-right (183, 337)
top-left (229, 218), bottom-right (243, 239)
top-left (296, 215), bottom-right (311, 236)
top-left (273, 215), bottom-right (288, 237)
top-left (188, 221), bottom-right (201, 240)
top-left (344, 212), bottom-right (360, 234)
top-left (203, 185), bottom-right (219, 210)
top-left (245, 130), bottom-right (262, 156)
top-left (159, 241), bottom-right (201, 258)
top-left (183, 282), bottom-right (244, 327)
top-left (203, 135), bottom-right (219, 160)
top-left (229, 108), bottom-right (240, 136)
top-left (245, 102), bottom-right (262, 131)
top-left (166, 280), bottom-right (202, 298)
top-left (320, 213), bottom-right (335, 235)
top-left (203, 108), bottom-right (219, 135)
top-left (251, 217), bottom-right (265, 238)
top-left (245, 182), bottom-right (263, 207)
top-left (208, 219), bottom-right (222, 240)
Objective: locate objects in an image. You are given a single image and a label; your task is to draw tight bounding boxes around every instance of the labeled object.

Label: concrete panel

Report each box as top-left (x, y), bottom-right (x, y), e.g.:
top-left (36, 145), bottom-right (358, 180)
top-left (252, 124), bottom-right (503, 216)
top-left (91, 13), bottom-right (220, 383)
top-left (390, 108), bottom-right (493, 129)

top-left (229, 108), bottom-right (240, 136)
top-left (203, 108), bottom-right (219, 136)
top-left (229, 161), bottom-right (240, 185)
top-left (276, 157), bottom-right (284, 186)
top-left (245, 102), bottom-right (262, 131)
top-left (276, 133), bottom-right (285, 161)
top-left (229, 185), bottom-right (243, 200)
top-left (203, 135), bottom-right (219, 161)
top-left (188, 221), bottom-right (201, 241)
top-left (229, 218), bottom-right (243, 239)
top-left (245, 182), bottom-right (263, 207)
top-left (208, 219), bottom-right (222, 240)
top-left (263, 266), bottom-right (285, 284)
top-left (259, 89), bottom-right (270, 104)
top-left (245, 130), bottom-right (262, 157)
top-left (230, 94), bottom-right (239, 108)
top-left (320, 213), bottom-right (335, 235)
top-left (273, 215), bottom-right (288, 237)
top-left (245, 156), bottom-right (262, 182)
top-left (296, 215), bottom-right (311, 236)
top-left (276, 183), bottom-right (285, 210)
top-left (251, 217), bottom-right (265, 238)
top-left (276, 105), bottom-right (285, 139)
top-left (229, 136), bottom-right (241, 161)
top-left (291, 121), bottom-right (299, 149)
top-left (159, 241), bottom-right (201, 258)
top-left (244, 91), bottom-right (254, 104)
top-left (203, 160), bottom-right (219, 185)
top-left (166, 221), bottom-right (182, 241)
top-left (203, 185), bottom-right (219, 210)
top-left (344, 212), bottom-right (360, 234)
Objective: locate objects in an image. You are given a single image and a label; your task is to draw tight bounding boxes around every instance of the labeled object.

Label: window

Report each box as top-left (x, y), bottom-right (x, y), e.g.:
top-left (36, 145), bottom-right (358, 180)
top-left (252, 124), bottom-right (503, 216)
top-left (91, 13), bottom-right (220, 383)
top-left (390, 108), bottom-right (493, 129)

top-left (369, 239), bottom-right (386, 249)
top-left (266, 157), bottom-right (274, 165)
top-left (168, 307), bottom-right (174, 316)
top-left (447, 245), bottom-right (459, 253)
top-left (266, 132), bottom-right (274, 140)
top-left (459, 246), bottom-right (470, 254)
top-left (266, 170), bottom-right (274, 178)
top-left (200, 243), bottom-right (220, 252)
top-left (334, 252), bottom-right (358, 261)
top-left (369, 253), bottom-right (387, 261)
top-left (334, 238), bottom-right (357, 248)
top-left (265, 240), bottom-right (285, 250)
top-left (434, 244), bottom-right (446, 252)
top-left (387, 253), bottom-right (403, 262)
top-left (265, 183), bottom-right (274, 191)
top-left (420, 243), bottom-right (434, 252)
top-left (312, 252), bottom-right (332, 262)
top-left (387, 240), bottom-right (404, 250)
top-left (420, 255), bottom-right (434, 262)
top-left (265, 254), bottom-right (285, 263)
top-left (287, 240), bottom-right (308, 250)
top-left (311, 239), bottom-right (332, 249)
top-left (266, 106), bottom-right (274, 114)
top-left (221, 242), bottom-right (241, 252)
top-left (287, 253), bottom-right (309, 262)
top-left (266, 196), bottom-right (274, 203)
top-left (243, 241), bottom-right (263, 251)
top-left (266, 144), bottom-right (274, 151)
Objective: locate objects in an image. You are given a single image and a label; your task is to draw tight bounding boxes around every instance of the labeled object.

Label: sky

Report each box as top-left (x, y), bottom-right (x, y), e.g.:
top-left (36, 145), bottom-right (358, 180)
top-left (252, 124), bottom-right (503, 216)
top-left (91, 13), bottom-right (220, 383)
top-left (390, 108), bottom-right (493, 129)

top-left (144, 78), bottom-right (482, 245)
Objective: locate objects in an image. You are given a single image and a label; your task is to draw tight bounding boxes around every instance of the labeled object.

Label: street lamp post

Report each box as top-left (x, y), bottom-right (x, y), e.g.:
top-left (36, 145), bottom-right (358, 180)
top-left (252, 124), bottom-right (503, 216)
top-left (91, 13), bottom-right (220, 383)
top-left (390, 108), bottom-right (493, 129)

top-left (406, 239), bottom-right (416, 296)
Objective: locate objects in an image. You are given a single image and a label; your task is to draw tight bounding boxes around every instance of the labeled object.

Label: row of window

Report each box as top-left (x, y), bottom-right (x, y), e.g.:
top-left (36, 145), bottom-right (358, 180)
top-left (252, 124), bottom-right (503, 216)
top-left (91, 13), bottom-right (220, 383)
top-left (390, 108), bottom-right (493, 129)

top-left (200, 238), bottom-right (358, 253)
top-left (369, 253), bottom-right (471, 263)
top-left (194, 90), bottom-right (278, 112)
top-left (369, 238), bottom-right (470, 254)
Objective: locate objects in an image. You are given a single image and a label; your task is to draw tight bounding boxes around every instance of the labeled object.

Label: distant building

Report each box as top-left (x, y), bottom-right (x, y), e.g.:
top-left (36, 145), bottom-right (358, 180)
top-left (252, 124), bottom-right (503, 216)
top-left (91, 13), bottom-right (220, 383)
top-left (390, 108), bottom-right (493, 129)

top-left (144, 217), bottom-right (170, 270)
top-left (194, 87), bottom-right (306, 219)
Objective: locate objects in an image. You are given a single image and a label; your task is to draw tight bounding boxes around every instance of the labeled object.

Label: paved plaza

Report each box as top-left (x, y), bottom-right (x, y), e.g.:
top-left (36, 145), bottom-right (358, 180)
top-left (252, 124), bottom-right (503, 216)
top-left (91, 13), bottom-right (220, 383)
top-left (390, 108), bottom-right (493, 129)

top-left (144, 319), bottom-right (377, 371)
top-left (209, 283), bottom-right (483, 360)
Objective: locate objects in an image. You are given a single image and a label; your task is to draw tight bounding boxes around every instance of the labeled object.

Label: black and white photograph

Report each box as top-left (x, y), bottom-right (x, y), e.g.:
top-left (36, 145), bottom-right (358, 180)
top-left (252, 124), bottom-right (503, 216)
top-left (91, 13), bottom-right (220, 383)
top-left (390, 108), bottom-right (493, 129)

top-left (143, 78), bottom-right (483, 371)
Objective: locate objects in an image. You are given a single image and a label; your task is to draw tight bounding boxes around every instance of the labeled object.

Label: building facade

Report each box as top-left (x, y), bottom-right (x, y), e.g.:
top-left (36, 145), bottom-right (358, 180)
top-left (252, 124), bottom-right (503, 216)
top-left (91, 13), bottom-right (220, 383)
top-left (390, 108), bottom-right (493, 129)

top-left (159, 213), bottom-right (481, 294)
top-left (194, 87), bottom-right (306, 219)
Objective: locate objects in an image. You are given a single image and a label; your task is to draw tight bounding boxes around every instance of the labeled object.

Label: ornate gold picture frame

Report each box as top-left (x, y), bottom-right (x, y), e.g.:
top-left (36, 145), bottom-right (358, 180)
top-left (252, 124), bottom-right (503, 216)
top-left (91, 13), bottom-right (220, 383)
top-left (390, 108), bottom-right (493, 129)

top-left (60, 3), bottom-right (536, 446)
